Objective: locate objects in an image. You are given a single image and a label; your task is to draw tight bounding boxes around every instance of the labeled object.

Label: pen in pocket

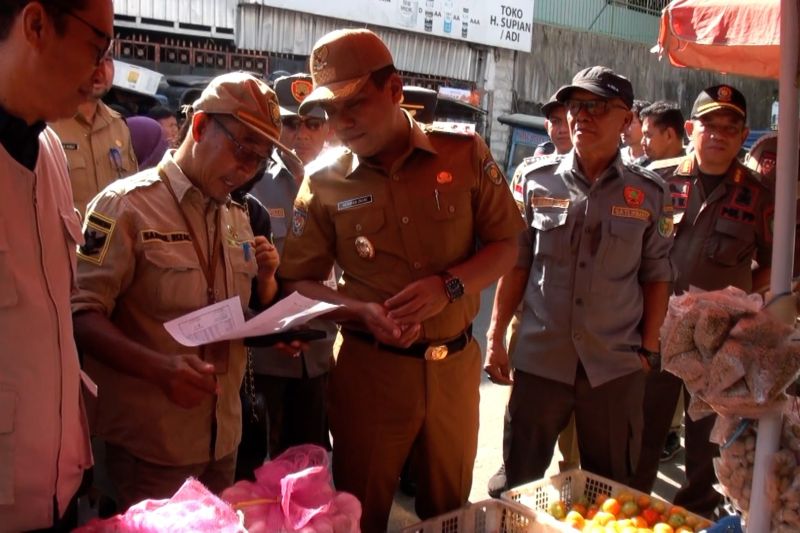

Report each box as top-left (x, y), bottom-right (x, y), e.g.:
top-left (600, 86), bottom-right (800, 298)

top-left (242, 241), bottom-right (251, 261)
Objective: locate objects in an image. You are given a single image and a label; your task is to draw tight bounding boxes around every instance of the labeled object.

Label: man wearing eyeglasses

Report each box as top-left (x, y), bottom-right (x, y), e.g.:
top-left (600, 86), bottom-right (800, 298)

top-left (234, 73), bottom-right (335, 478)
top-left (51, 53), bottom-right (138, 216)
top-left (631, 85), bottom-right (773, 518)
top-left (0, 1), bottom-right (114, 531)
top-left (71, 72), bottom-right (286, 509)
top-left (487, 66), bottom-right (675, 489)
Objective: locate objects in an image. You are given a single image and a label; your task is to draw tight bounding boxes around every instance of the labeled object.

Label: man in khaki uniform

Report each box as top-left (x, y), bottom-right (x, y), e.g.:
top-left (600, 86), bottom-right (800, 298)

top-left (51, 54), bottom-right (137, 215)
top-left (278, 29), bottom-right (525, 533)
top-left (72, 72), bottom-right (285, 509)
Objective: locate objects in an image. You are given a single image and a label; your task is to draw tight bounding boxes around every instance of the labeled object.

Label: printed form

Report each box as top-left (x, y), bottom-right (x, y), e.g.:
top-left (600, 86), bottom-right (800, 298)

top-left (164, 292), bottom-right (340, 347)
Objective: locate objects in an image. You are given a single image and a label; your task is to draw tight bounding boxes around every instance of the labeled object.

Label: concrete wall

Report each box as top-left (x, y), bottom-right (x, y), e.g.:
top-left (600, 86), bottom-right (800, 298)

top-left (515, 24), bottom-right (777, 128)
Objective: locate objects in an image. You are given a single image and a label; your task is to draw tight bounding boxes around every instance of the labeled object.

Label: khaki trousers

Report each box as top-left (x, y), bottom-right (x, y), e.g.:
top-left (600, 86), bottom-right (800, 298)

top-left (105, 443), bottom-right (236, 511)
top-left (329, 333), bottom-right (481, 533)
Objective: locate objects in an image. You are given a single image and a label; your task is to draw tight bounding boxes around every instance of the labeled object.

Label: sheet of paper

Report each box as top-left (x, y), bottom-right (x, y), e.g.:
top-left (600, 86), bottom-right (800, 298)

top-left (164, 292), bottom-right (340, 347)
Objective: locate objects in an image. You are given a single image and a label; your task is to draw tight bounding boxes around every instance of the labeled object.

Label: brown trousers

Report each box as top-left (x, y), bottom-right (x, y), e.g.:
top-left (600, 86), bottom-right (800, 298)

top-left (505, 366), bottom-right (645, 489)
top-left (329, 334), bottom-right (481, 533)
top-left (105, 443), bottom-right (237, 511)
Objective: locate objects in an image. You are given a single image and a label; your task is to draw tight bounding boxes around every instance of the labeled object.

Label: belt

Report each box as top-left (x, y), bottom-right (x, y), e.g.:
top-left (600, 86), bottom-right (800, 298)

top-left (344, 325), bottom-right (473, 360)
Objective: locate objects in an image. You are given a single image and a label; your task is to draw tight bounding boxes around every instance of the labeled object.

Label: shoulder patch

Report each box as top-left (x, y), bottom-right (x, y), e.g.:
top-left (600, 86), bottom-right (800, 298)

top-left (483, 157), bottom-right (504, 185)
top-left (77, 211), bottom-right (116, 266)
top-left (424, 121), bottom-right (475, 137)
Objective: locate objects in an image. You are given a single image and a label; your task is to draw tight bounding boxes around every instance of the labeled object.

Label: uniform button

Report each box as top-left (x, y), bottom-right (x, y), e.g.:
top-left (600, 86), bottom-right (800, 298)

top-left (355, 223), bottom-right (362, 232)
top-left (575, 298), bottom-right (583, 306)
top-left (401, 216), bottom-right (409, 224)
top-left (448, 205), bottom-right (455, 213)
top-left (578, 261), bottom-right (586, 268)
top-left (413, 262), bottom-right (422, 269)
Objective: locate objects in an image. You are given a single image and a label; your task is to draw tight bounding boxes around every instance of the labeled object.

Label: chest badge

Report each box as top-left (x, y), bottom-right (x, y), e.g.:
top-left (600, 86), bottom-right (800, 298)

top-left (623, 186), bottom-right (645, 207)
top-left (355, 236), bottom-right (375, 260)
top-left (436, 171), bottom-right (453, 184)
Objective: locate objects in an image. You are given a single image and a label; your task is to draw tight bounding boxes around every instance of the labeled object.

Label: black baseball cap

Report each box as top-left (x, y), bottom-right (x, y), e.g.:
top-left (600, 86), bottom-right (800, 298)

top-left (555, 66), bottom-right (634, 109)
top-left (541, 92), bottom-right (564, 118)
top-left (273, 73), bottom-right (326, 119)
top-left (691, 84), bottom-right (747, 120)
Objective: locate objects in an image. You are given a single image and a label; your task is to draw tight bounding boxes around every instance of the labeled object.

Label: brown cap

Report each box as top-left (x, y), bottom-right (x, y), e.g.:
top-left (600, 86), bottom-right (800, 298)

top-left (192, 72), bottom-right (288, 152)
top-left (691, 84), bottom-right (747, 120)
top-left (299, 29), bottom-right (394, 115)
top-left (273, 73), bottom-right (326, 119)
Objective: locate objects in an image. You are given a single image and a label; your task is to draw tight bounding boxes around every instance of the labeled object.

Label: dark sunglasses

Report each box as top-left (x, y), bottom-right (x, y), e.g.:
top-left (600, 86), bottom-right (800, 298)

top-left (565, 99), bottom-right (629, 117)
top-left (282, 116), bottom-right (325, 132)
top-left (211, 116), bottom-right (270, 170)
top-left (63, 10), bottom-right (113, 66)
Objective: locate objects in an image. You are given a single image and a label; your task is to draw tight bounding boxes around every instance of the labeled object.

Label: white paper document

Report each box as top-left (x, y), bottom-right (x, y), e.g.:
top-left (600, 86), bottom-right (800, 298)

top-left (164, 292), bottom-right (341, 347)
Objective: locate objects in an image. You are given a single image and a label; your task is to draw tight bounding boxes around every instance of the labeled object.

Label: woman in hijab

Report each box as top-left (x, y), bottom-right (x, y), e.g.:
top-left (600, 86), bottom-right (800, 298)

top-left (127, 115), bottom-right (170, 170)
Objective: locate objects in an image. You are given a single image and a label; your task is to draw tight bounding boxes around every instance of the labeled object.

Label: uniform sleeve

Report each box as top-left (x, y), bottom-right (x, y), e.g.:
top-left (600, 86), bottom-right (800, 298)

top-left (471, 135), bottom-right (527, 244)
top-left (71, 190), bottom-right (137, 316)
top-left (515, 174), bottom-right (534, 269)
top-left (639, 177), bottom-right (675, 283)
top-left (276, 175), bottom-right (337, 282)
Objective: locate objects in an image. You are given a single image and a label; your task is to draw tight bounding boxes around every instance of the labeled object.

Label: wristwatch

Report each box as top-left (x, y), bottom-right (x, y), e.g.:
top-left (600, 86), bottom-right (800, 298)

top-left (439, 271), bottom-right (465, 303)
top-left (639, 348), bottom-right (661, 371)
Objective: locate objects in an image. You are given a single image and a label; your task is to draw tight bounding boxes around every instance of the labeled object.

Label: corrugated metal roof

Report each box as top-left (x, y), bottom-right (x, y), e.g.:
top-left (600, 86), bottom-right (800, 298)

top-left (235, 3), bottom-right (483, 81)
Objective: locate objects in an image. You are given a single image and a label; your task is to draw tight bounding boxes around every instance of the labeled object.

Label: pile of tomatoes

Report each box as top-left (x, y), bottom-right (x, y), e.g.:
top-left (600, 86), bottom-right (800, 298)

top-left (542, 491), bottom-right (714, 533)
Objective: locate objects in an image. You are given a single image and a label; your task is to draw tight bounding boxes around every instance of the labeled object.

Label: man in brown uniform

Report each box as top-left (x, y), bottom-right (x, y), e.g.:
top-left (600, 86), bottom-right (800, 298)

top-left (630, 85), bottom-right (773, 518)
top-left (51, 53), bottom-right (138, 214)
top-left (278, 29), bottom-right (525, 532)
top-left (72, 72), bottom-right (285, 509)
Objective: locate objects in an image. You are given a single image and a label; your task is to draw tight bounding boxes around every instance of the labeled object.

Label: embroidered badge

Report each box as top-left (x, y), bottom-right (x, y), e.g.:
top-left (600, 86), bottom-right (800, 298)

top-left (291, 79), bottom-right (313, 103)
top-left (337, 194), bottom-right (373, 211)
top-left (292, 207), bottom-right (307, 236)
top-left (758, 151), bottom-right (777, 176)
top-left (436, 171), bottom-right (453, 184)
top-left (140, 230), bottom-right (191, 244)
top-left (77, 211), bottom-right (116, 265)
top-left (312, 46), bottom-right (332, 84)
top-left (657, 215), bottom-right (674, 238)
top-left (269, 99), bottom-right (281, 129)
top-left (623, 186), bottom-right (645, 208)
top-left (611, 205), bottom-right (651, 221)
top-left (531, 196), bottom-right (570, 209)
top-left (267, 208), bottom-right (286, 218)
top-left (669, 180), bottom-right (691, 210)
top-left (717, 85), bottom-right (733, 102)
top-left (483, 158), bottom-right (504, 185)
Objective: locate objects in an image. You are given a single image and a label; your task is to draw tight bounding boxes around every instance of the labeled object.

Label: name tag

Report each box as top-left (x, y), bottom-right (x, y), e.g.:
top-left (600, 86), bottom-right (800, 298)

top-left (141, 230), bottom-right (192, 243)
top-left (531, 196), bottom-right (570, 209)
top-left (611, 206), bottom-right (650, 221)
top-left (337, 194), bottom-right (373, 211)
top-left (267, 208), bottom-right (285, 218)
top-left (62, 143), bottom-right (78, 151)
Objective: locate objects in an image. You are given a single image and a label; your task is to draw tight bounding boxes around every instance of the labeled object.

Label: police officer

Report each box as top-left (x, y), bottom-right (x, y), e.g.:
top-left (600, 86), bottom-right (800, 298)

top-left (485, 66), bottom-right (674, 489)
top-left (277, 29), bottom-right (524, 532)
top-left (631, 85), bottom-right (773, 517)
top-left (71, 72), bottom-right (285, 509)
top-left (237, 73), bottom-right (335, 474)
top-left (51, 53), bottom-right (138, 215)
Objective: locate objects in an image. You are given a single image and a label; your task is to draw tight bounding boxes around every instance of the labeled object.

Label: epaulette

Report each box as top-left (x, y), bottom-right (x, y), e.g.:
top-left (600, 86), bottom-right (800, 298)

top-left (646, 156), bottom-right (685, 171)
top-left (626, 163), bottom-right (667, 187)
top-left (110, 172), bottom-right (160, 195)
top-left (518, 153), bottom-right (562, 175)
top-left (423, 121), bottom-right (475, 137)
top-left (306, 145), bottom-right (351, 178)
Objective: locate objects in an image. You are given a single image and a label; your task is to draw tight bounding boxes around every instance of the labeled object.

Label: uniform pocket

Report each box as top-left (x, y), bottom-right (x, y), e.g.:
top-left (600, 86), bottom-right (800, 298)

top-left (0, 219), bottom-right (18, 308)
top-left (707, 218), bottom-right (755, 267)
top-left (0, 390), bottom-right (17, 505)
top-left (530, 209), bottom-right (570, 288)
top-left (142, 242), bottom-right (206, 314)
top-left (332, 209), bottom-right (391, 274)
top-left (228, 243), bottom-right (258, 303)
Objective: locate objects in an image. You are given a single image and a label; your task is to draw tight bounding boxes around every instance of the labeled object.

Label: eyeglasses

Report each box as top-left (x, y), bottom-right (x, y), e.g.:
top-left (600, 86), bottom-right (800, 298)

top-left (211, 116), bottom-right (270, 169)
top-left (63, 10), bottom-right (113, 66)
top-left (693, 119), bottom-right (744, 137)
top-left (564, 99), bottom-right (629, 117)
top-left (282, 117), bottom-right (325, 132)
